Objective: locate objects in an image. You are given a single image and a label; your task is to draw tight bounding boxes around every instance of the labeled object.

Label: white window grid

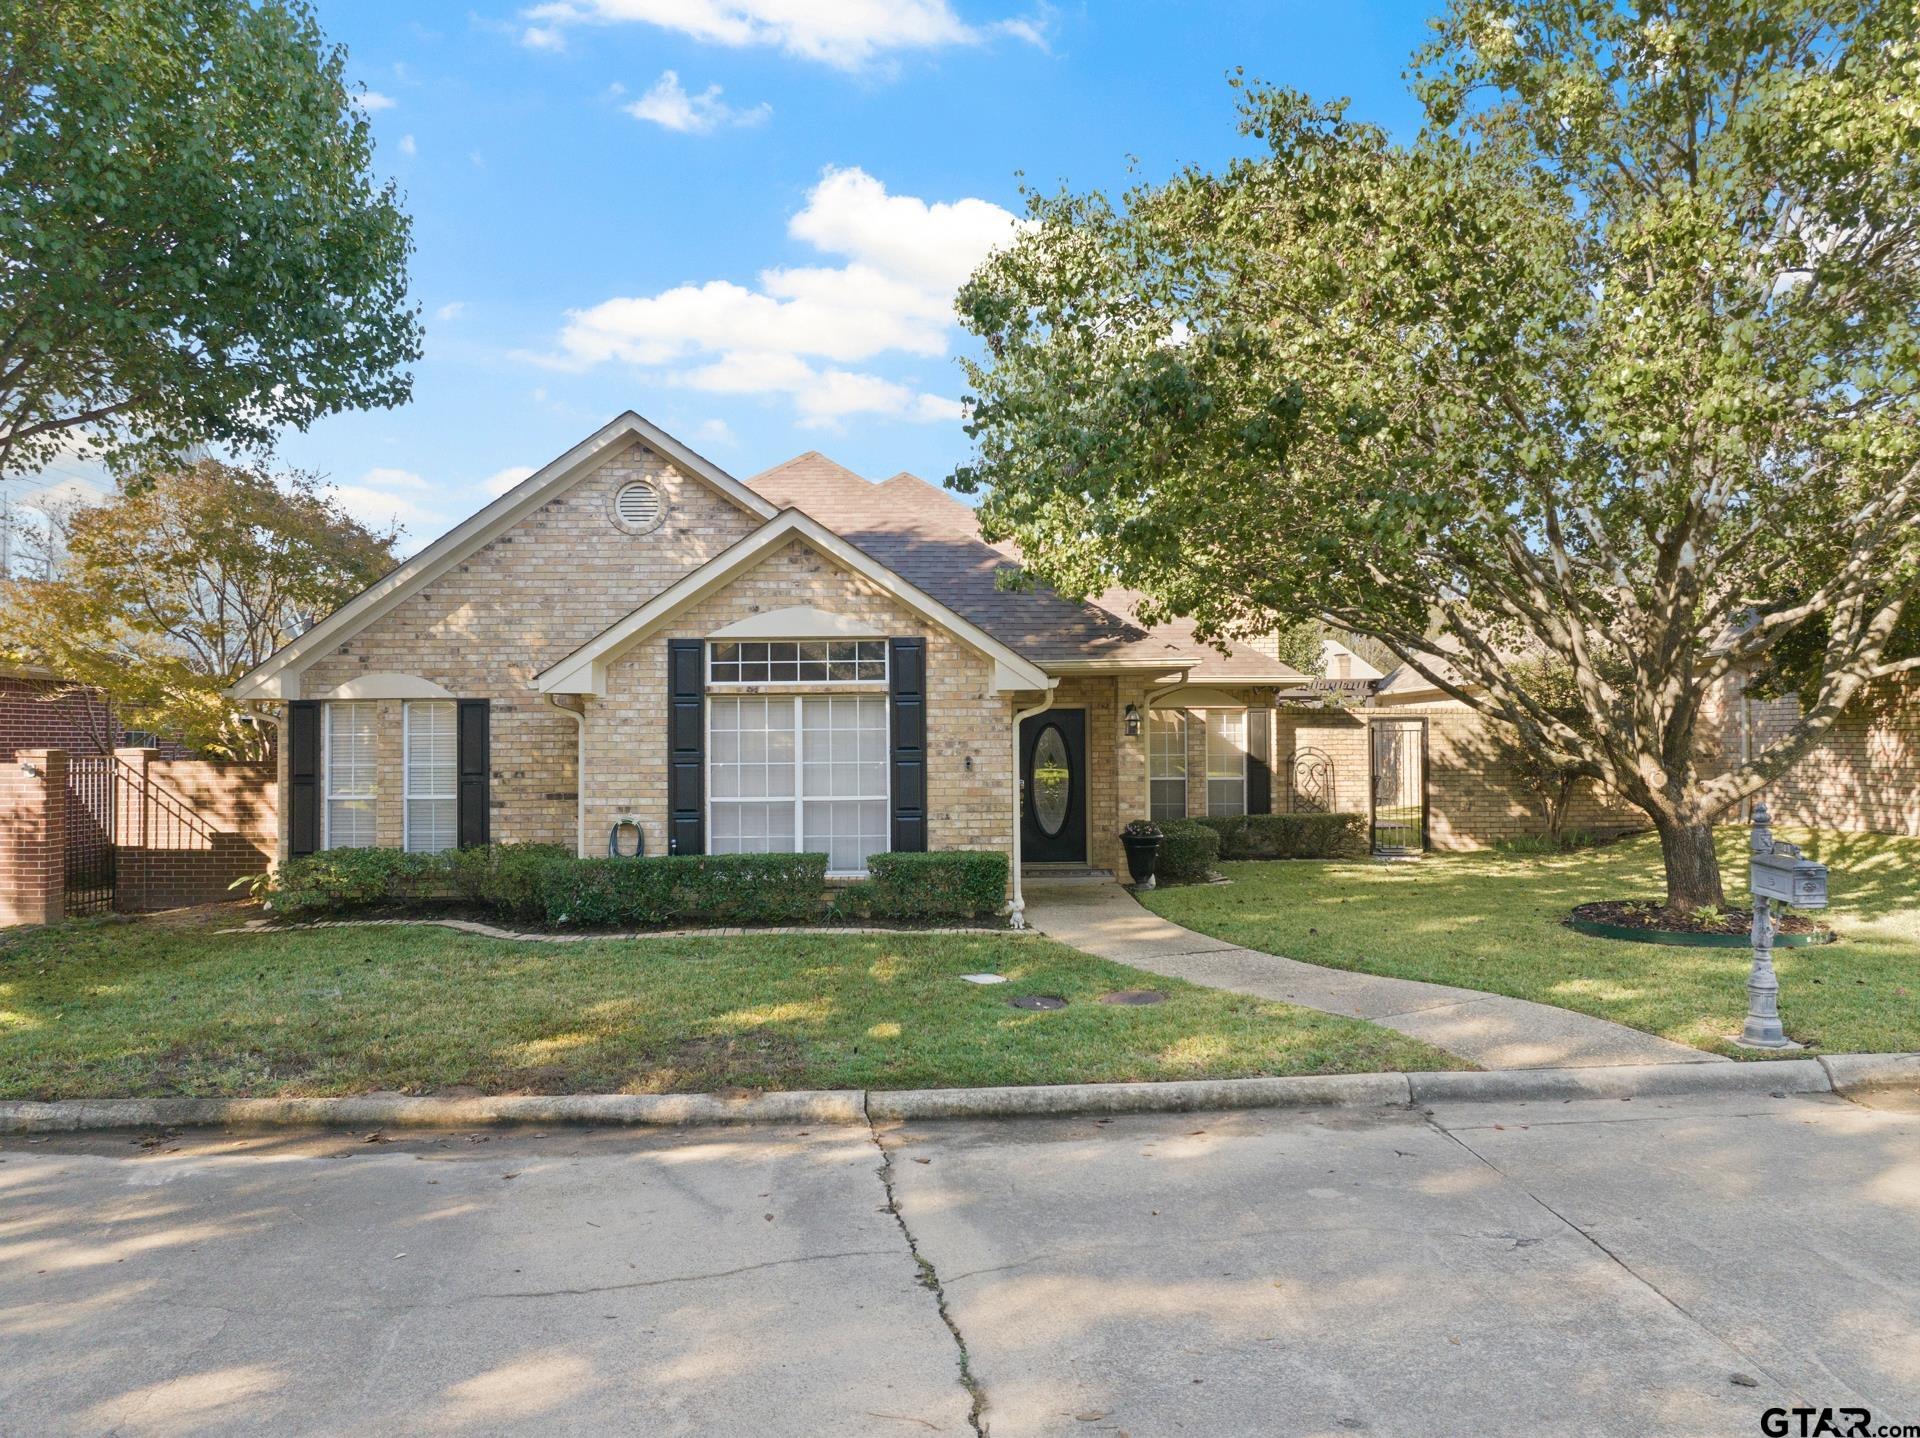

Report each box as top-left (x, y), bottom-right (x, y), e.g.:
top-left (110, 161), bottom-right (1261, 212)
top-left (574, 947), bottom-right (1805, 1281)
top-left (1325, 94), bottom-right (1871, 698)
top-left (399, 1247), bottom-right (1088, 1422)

top-left (708, 639), bottom-right (888, 687)
top-left (323, 701), bottom-right (378, 850)
top-left (707, 692), bottom-right (890, 875)
top-left (403, 700), bottom-right (458, 854)
top-left (1148, 709), bottom-right (1189, 822)
top-left (1205, 708), bottom-right (1248, 817)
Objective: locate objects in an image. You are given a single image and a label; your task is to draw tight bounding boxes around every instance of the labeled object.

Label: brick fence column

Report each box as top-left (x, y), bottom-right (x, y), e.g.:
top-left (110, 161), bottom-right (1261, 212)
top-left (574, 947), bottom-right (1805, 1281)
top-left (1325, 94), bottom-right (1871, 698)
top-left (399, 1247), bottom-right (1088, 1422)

top-left (1, 748), bottom-right (67, 926)
top-left (112, 747), bottom-right (157, 912)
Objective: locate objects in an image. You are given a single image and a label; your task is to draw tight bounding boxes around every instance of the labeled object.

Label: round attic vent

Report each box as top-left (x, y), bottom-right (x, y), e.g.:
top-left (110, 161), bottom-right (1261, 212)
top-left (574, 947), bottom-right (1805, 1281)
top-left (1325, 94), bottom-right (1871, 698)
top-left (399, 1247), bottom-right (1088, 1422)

top-left (612, 479), bottom-right (664, 534)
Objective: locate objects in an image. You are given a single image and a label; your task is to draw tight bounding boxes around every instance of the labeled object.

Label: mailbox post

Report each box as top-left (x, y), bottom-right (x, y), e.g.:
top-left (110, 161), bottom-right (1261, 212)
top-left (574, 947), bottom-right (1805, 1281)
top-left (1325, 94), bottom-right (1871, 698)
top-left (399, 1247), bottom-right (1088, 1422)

top-left (1740, 801), bottom-right (1828, 1050)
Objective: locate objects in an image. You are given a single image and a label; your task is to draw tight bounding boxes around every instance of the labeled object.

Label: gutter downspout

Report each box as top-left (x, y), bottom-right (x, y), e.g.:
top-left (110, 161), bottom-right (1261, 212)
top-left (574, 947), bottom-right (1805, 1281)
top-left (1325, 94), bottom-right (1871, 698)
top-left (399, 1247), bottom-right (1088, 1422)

top-left (547, 694), bottom-right (588, 858)
top-left (1007, 682), bottom-right (1060, 930)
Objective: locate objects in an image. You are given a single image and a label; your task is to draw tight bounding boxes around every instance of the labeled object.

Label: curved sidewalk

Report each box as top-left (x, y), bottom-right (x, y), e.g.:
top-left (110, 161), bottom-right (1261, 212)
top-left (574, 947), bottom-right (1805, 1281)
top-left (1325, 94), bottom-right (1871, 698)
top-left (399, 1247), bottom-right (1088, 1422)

top-left (1024, 878), bottom-right (1727, 1070)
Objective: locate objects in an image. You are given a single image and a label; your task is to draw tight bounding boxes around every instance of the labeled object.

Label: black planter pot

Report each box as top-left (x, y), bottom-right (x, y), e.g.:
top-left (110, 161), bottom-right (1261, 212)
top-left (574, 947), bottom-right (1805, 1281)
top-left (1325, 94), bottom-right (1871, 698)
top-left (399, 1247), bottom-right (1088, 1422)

top-left (1120, 833), bottom-right (1163, 887)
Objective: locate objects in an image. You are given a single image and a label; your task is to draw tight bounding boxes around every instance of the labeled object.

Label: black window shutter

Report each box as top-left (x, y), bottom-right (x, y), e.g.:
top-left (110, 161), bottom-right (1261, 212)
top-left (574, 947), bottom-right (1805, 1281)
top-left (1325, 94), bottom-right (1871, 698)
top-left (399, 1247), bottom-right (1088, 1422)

top-left (457, 700), bottom-right (491, 847)
top-left (889, 637), bottom-right (928, 852)
top-left (667, 639), bottom-right (705, 855)
top-left (287, 701), bottom-right (321, 855)
top-left (1247, 707), bottom-right (1272, 815)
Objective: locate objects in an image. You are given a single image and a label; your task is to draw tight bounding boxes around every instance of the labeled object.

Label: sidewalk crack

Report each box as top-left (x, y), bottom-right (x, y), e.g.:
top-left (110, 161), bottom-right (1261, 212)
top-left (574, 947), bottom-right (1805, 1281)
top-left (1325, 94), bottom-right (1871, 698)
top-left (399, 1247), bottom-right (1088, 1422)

top-left (1420, 1111), bottom-right (1801, 1398)
top-left (868, 1111), bottom-right (988, 1437)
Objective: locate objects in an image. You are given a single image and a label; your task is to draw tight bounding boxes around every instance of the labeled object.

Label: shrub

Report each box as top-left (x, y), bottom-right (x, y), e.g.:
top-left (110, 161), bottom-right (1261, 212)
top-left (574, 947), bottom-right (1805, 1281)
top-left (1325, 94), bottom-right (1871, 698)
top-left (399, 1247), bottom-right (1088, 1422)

top-left (1156, 820), bottom-right (1222, 884)
top-left (446, 843), bottom-right (571, 921)
top-left (1196, 812), bottom-right (1368, 860)
top-left (270, 848), bottom-right (442, 917)
top-left (541, 852), bottom-right (829, 927)
top-left (850, 851), bottom-right (1010, 921)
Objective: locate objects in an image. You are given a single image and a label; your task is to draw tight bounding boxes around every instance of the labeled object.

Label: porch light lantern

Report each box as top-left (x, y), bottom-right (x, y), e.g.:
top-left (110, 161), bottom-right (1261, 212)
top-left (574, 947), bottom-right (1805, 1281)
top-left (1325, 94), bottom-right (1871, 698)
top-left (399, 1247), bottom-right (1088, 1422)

top-left (1123, 703), bottom-right (1142, 737)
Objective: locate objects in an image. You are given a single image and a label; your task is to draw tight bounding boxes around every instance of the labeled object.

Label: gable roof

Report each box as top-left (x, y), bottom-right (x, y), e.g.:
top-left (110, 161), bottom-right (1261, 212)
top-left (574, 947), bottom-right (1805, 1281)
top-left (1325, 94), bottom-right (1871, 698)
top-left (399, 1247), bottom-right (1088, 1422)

top-left (534, 508), bottom-right (1052, 696)
top-left (228, 412), bottom-right (777, 700)
top-left (747, 456), bottom-right (1307, 682)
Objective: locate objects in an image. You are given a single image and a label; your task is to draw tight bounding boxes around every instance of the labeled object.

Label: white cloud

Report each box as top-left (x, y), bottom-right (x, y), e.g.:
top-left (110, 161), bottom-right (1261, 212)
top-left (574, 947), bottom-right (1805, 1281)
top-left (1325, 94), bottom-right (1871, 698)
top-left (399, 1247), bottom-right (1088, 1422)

top-left (357, 466), bottom-right (431, 491)
top-left (516, 0), bottom-right (1044, 69)
top-left (625, 70), bottom-right (770, 134)
top-left (519, 23), bottom-right (567, 50)
top-left (356, 89), bottom-right (398, 112)
top-left (480, 464), bottom-right (538, 497)
top-left (399, 133), bottom-right (418, 156)
top-left (435, 301), bottom-right (468, 321)
top-left (695, 417), bottom-right (735, 446)
top-left (531, 166), bottom-right (1017, 428)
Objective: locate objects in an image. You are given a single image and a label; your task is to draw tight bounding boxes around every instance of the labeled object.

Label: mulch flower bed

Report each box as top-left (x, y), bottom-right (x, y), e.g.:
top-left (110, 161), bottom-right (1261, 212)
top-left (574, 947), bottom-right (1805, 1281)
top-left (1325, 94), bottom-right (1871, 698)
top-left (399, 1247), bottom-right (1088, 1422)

top-left (1571, 899), bottom-right (1830, 939)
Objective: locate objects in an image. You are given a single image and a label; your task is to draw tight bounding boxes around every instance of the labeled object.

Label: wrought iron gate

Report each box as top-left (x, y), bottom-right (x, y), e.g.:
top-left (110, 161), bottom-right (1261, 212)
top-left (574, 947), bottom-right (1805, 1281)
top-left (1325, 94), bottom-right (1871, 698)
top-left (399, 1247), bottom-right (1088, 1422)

top-left (1369, 720), bottom-right (1427, 854)
top-left (65, 755), bottom-right (117, 916)
top-left (1285, 746), bottom-right (1335, 813)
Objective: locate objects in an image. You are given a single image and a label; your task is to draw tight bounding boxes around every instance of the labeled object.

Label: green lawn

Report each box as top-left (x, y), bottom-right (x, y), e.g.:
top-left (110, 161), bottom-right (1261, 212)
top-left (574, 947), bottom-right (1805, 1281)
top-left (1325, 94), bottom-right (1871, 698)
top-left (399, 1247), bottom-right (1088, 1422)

top-left (1142, 827), bottom-right (1920, 1058)
top-left (0, 910), bottom-right (1463, 1099)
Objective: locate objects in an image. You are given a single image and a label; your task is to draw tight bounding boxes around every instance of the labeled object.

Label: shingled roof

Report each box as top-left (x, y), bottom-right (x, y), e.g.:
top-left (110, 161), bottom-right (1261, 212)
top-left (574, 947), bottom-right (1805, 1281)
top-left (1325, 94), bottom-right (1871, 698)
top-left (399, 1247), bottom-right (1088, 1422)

top-left (746, 453), bottom-right (1301, 681)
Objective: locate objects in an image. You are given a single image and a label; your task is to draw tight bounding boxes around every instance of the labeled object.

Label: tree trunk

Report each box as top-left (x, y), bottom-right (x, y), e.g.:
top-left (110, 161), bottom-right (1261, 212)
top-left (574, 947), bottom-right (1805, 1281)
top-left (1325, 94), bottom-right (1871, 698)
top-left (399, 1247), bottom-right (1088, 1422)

top-left (1653, 814), bottom-right (1725, 911)
top-left (1546, 777), bottom-right (1576, 844)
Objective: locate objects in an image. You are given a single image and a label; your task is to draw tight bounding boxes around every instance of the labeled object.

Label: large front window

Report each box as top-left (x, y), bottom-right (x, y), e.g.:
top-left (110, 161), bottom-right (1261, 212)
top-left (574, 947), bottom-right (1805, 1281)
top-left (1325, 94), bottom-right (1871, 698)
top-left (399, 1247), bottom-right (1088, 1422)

top-left (1148, 710), bottom-right (1188, 821)
top-left (324, 701), bottom-right (378, 849)
top-left (709, 693), bottom-right (889, 873)
top-left (1205, 709), bottom-right (1247, 816)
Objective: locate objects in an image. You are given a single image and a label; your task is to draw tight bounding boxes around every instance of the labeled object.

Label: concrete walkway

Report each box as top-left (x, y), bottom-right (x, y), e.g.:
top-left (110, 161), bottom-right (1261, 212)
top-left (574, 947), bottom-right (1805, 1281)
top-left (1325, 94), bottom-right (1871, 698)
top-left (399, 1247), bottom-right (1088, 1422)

top-left (1025, 877), bottom-right (1727, 1070)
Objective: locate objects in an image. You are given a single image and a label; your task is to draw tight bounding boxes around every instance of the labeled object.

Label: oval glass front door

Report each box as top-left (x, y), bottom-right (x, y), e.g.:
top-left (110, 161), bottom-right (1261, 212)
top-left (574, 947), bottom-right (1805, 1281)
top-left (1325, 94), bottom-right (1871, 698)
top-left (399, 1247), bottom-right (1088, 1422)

top-left (1032, 724), bottom-right (1072, 837)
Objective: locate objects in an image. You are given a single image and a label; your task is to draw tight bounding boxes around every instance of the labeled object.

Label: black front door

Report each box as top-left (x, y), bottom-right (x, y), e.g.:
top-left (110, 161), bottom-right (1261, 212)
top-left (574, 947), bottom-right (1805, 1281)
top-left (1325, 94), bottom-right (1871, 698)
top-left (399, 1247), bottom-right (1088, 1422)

top-left (1020, 709), bottom-right (1087, 864)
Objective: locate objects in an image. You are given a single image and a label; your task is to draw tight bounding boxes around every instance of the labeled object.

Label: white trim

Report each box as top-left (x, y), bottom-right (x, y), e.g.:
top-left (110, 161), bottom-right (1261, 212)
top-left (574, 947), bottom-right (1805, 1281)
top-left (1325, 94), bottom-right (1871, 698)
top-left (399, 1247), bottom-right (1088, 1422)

top-left (227, 412), bottom-right (778, 701)
top-left (535, 508), bottom-right (1051, 697)
top-left (323, 673), bottom-right (455, 701)
top-left (709, 605), bottom-right (885, 641)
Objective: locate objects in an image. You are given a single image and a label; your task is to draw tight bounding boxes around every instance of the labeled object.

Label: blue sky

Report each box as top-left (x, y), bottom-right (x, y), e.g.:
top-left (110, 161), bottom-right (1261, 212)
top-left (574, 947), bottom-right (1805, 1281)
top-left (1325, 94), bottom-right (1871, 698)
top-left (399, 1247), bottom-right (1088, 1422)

top-left (17, 0), bottom-right (1439, 554)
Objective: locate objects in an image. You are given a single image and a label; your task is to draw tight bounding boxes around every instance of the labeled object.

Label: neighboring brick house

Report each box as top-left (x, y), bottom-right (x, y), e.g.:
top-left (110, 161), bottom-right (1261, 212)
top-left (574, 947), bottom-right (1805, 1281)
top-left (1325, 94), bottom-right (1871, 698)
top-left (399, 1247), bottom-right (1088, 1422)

top-left (229, 413), bottom-right (1318, 922)
top-left (1, 665), bottom-right (121, 762)
top-left (1, 663), bottom-right (195, 763)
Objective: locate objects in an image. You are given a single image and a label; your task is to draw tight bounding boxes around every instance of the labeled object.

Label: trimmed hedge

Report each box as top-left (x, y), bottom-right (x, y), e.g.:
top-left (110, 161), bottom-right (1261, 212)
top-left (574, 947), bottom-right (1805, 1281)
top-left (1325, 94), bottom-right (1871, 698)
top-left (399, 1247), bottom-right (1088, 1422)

top-left (1194, 813), bottom-right (1368, 861)
top-left (835, 851), bottom-right (1009, 921)
top-left (1155, 820), bottom-right (1222, 884)
top-left (268, 845), bottom-right (1007, 926)
top-left (541, 852), bottom-right (828, 927)
top-left (270, 848), bottom-right (444, 917)
top-left (446, 843), bottom-right (572, 921)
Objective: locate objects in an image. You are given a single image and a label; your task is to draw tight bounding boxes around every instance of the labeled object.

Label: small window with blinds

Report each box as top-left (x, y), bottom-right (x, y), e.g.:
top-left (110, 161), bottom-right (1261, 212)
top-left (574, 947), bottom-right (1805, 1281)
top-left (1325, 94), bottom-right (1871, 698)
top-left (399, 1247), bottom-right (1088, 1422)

top-left (611, 479), bottom-right (664, 534)
top-left (1148, 709), bottom-right (1188, 821)
top-left (404, 701), bottom-right (458, 853)
top-left (324, 701), bottom-right (378, 849)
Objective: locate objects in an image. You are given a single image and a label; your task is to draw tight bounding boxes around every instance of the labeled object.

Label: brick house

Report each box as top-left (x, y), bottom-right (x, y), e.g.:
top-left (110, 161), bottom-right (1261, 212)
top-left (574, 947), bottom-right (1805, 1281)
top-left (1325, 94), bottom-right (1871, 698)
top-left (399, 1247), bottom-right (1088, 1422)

top-left (225, 412), bottom-right (1920, 922)
top-left (228, 412), bottom-right (1339, 922)
top-left (2, 664), bottom-right (126, 762)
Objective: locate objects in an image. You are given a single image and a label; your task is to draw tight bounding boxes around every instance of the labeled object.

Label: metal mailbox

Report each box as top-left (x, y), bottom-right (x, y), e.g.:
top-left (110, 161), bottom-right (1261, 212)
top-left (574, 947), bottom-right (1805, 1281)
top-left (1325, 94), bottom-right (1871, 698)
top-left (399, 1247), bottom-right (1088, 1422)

top-left (1750, 841), bottom-right (1829, 910)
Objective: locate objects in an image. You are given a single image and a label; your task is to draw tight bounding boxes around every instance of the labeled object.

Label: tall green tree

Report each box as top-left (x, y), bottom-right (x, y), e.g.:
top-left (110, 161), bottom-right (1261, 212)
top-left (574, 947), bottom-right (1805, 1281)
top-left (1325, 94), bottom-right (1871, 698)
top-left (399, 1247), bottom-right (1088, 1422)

top-left (954, 0), bottom-right (1920, 909)
top-left (0, 0), bottom-right (421, 480)
top-left (0, 462), bottom-right (397, 757)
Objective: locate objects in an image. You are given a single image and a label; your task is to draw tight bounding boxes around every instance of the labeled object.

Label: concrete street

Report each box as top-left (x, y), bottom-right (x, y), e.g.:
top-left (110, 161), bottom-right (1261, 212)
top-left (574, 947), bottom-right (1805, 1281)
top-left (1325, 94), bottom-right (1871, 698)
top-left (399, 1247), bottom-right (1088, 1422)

top-left (4, 1090), bottom-right (1917, 1437)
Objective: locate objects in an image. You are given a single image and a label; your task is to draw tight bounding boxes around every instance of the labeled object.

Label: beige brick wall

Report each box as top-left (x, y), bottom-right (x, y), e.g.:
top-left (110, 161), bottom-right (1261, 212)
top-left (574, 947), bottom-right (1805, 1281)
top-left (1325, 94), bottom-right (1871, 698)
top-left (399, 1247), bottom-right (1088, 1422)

top-left (1719, 678), bottom-right (1920, 836)
top-left (586, 537), bottom-right (1015, 860)
top-left (285, 441), bottom-right (763, 857)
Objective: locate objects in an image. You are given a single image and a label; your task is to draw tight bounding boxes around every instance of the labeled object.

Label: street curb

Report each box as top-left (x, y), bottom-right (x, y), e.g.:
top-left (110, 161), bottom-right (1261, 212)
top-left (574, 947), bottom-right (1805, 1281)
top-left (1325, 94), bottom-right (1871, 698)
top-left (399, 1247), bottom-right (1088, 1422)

top-left (867, 1072), bottom-right (1413, 1121)
top-left (0, 1091), bottom-right (867, 1134)
top-left (1818, 1052), bottom-right (1920, 1093)
top-left (1408, 1058), bottom-right (1834, 1105)
top-left (2, 1055), bottom-right (1913, 1134)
